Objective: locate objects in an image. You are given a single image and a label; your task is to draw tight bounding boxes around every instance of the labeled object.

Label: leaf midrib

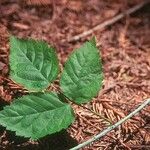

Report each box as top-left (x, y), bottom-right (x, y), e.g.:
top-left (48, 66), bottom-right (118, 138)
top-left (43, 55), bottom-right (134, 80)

top-left (65, 51), bottom-right (99, 84)
top-left (0, 104), bottom-right (69, 119)
top-left (17, 45), bottom-right (49, 83)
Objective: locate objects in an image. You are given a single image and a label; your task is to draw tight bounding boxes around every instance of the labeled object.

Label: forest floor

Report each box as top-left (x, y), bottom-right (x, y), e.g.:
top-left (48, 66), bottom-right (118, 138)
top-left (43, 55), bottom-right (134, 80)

top-left (0, 0), bottom-right (150, 150)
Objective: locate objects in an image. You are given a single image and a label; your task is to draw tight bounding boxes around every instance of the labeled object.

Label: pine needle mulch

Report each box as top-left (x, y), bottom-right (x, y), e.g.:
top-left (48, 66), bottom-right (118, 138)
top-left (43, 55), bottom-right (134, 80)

top-left (0, 0), bottom-right (150, 149)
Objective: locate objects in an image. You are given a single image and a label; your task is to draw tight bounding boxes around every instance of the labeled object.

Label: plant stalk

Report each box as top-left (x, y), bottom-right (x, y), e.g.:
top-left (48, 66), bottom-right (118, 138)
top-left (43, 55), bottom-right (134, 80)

top-left (49, 85), bottom-right (112, 124)
top-left (59, 90), bottom-right (112, 124)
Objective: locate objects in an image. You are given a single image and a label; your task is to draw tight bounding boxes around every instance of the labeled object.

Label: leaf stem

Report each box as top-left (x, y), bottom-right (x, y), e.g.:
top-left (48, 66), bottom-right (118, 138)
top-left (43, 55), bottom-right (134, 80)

top-left (58, 89), bottom-right (112, 124)
top-left (49, 85), bottom-right (112, 124)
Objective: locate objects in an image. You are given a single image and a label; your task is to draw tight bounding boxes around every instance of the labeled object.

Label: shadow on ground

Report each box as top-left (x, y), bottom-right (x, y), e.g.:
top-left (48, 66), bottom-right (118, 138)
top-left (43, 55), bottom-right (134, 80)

top-left (0, 100), bottom-right (78, 150)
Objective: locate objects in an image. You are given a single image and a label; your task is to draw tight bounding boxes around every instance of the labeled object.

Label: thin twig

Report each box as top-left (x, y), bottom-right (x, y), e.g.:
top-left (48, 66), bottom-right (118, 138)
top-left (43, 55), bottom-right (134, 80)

top-left (68, 1), bottom-right (149, 42)
top-left (70, 98), bottom-right (150, 150)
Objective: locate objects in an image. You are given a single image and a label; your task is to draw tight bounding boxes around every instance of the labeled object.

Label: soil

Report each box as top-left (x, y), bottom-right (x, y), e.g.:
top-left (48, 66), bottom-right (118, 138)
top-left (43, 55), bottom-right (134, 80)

top-left (0, 0), bottom-right (150, 150)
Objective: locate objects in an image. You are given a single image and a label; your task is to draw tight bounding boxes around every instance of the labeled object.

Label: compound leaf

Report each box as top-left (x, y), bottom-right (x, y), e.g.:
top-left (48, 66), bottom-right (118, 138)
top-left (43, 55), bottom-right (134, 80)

top-left (0, 92), bottom-right (74, 140)
top-left (10, 36), bottom-right (59, 91)
top-left (60, 38), bottom-right (103, 104)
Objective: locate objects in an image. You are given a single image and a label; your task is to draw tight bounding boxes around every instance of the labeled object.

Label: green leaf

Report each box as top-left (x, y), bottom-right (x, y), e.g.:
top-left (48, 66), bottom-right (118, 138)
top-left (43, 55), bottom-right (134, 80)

top-left (60, 38), bottom-right (103, 104)
top-left (10, 36), bottom-right (59, 91)
top-left (0, 92), bottom-right (74, 140)
top-left (90, 37), bottom-right (96, 47)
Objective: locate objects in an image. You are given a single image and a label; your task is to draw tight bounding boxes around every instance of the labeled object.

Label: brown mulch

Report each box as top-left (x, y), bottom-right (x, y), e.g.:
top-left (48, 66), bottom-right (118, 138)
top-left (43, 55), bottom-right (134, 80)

top-left (0, 0), bottom-right (150, 149)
